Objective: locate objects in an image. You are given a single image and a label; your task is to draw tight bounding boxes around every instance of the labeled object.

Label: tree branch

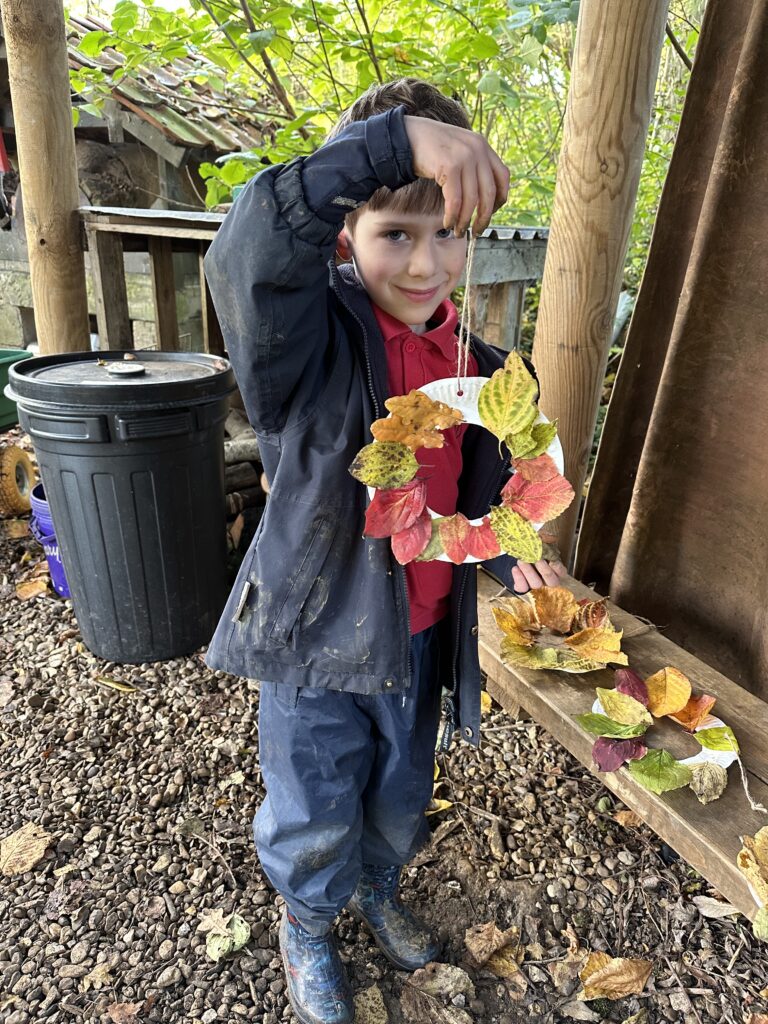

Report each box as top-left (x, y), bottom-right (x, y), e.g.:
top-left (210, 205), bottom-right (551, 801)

top-left (665, 22), bottom-right (692, 71)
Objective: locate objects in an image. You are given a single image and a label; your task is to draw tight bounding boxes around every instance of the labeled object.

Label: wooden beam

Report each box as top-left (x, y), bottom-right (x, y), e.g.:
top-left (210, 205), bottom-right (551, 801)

top-left (531, 0), bottom-right (669, 565)
top-left (120, 111), bottom-right (187, 168)
top-left (85, 225), bottom-right (132, 351)
top-left (199, 242), bottom-right (225, 356)
top-left (471, 281), bottom-right (524, 352)
top-left (477, 570), bottom-right (768, 919)
top-left (148, 237), bottom-right (178, 350)
top-left (0, 0), bottom-right (90, 353)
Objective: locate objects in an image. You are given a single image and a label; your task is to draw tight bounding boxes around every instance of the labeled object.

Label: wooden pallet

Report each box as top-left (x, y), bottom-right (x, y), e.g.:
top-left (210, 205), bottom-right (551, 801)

top-left (476, 569), bottom-right (768, 919)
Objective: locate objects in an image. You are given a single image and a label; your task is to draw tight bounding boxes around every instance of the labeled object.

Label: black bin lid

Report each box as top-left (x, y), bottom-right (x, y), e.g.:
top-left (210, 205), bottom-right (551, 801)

top-left (8, 350), bottom-right (236, 411)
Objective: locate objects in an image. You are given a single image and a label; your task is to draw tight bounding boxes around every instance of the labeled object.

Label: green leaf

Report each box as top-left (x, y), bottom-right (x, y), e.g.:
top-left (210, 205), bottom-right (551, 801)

top-left (488, 506), bottom-right (542, 562)
top-left (695, 726), bottom-right (739, 753)
top-left (247, 28), bottom-right (277, 53)
top-left (627, 749), bottom-right (693, 795)
top-left (753, 907), bottom-right (768, 942)
top-left (596, 688), bottom-right (653, 727)
top-left (575, 713), bottom-right (648, 740)
top-left (228, 914), bottom-right (251, 951)
top-left (516, 420), bottom-right (558, 460)
top-left (349, 442), bottom-right (419, 490)
top-left (415, 520), bottom-right (445, 562)
top-left (478, 353), bottom-right (538, 441)
top-left (77, 30), bottom-right (113, 58)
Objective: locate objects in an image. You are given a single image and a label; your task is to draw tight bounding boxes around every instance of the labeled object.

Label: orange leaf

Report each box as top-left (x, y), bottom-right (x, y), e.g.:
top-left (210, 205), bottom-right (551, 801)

top-left (511, 453), bottom-right (560, 482)
top-left (492, 604), bottom-right (536, 647)
top-left (530, 587), bottom-right (580, 633)
top-left (464, 516), bottom-right (501, 560)
top-left (669, 693), bottom-right (717, 732)
top-left (500, 471), bottom-right (575, 523)
top-left (371, 414), bottom-right (445, 451)
top-left (645, 667), bottom-right (692, 717)
top-left (437, 513), bottom-right (471, 564)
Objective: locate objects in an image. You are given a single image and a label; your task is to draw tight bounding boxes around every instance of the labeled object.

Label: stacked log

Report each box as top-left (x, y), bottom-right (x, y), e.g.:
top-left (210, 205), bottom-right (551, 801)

top-left (223, 409), bottom-right (266, 517)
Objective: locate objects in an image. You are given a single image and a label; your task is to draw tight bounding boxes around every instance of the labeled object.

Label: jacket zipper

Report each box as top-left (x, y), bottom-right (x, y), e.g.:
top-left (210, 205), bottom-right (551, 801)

top-left (332, 268), bottom-right (412, 690)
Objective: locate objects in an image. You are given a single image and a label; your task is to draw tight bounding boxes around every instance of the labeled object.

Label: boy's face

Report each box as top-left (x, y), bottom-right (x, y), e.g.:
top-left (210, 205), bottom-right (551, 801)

top-left (338, 209), bottom-right (467, 328)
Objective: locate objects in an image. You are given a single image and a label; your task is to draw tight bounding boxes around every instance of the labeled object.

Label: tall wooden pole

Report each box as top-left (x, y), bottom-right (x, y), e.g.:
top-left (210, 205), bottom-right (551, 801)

top-left (0, 0), bottom-right (90, 353)
top-left (531, 0), bottom-right (668, 566)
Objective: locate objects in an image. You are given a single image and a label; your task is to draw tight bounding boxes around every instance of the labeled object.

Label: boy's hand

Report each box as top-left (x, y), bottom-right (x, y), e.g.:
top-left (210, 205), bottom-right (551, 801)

top-left (404, 116), bottom-right (510, 237)
top-left (512, 559), bottom-right (568, 594)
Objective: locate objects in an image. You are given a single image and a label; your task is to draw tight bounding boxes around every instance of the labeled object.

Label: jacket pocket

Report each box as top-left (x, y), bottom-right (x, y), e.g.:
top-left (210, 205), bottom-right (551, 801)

top-left (267, 513), bottom-right (336, 647)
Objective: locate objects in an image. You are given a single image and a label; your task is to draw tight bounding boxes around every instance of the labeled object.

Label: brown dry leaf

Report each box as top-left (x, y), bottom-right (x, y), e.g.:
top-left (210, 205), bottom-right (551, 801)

top-left (748, 1016), bottom-right (768, 1024)
top-left (613, 810), bottom-right (643, 829)
top-left (464, 921), bottom-right (518, 966)
top-left (371, 414), bottom-right (445, 451)
top-left (3, 519), bottom-right (28, 539)
top-left (385, 390), bottom-right (463, 432)
top-left (737, 827), bottom-right (768, 907)
top-left (107, 1002), bottom-right (144, 1023)
top-left (0, 822), bottom-right (53, 876)
top-left (15, 578), bottom-right (49, 601)
top-left (579, 951), bottom-right (653, 1000)
top-left (644, 667), bottom-right (692, 717)
top-left (549, 924), bottom-right (589, 994)
top-left (530, 586), bottom-right (580, 633)
top-left (82, 962), bottom-right (113, 992)
top-left (401, 962), bottom-right (475, 1024)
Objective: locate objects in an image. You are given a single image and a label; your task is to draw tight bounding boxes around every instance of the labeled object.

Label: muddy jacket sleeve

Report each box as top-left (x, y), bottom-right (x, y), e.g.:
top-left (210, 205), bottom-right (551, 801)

top-left (204, 106), bottom-right (415, 434)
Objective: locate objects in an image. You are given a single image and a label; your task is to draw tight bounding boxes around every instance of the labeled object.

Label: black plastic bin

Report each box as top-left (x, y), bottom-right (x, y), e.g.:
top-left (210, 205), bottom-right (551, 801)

top-left (7, 351), bottom-right (236, 663)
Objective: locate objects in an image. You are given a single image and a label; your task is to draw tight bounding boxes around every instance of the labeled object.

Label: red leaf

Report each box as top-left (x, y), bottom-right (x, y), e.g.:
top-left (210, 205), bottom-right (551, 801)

top-left (511, 453), bottom-right (560, 482)
top-left (364, 479), bottom-right (427, 538)
top-left (438, 513), bottom-right (471, 564)
top-left (391, 509), bottom-right (433, 564)
top-left (593, 736), bottom-right (648, 772)
top-left (500, 471), bottom-right (575, 523)
top-left (464, 516), bottom-right (501, 560)
top-left (614, 668), bottom-right (650, 708)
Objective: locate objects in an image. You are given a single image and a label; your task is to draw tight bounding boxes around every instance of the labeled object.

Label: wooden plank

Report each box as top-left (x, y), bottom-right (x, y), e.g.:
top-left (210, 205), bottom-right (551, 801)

top-left (477, 569), bottom-right (768, 919)
top-left (458, 237), bottom-right (547, 287)
top-left (148, 237), bottom-right (178, 350)
top-left (471, 282), bottom-right (525, 351)
top-left (199, 243), bottom-right (225, 356)
top-left (85, 226), bottom-right (132, 351)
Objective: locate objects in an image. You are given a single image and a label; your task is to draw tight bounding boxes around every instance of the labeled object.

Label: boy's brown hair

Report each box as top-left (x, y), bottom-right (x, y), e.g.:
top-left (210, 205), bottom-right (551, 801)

top-left (329, 78), bottom-right (471, 232)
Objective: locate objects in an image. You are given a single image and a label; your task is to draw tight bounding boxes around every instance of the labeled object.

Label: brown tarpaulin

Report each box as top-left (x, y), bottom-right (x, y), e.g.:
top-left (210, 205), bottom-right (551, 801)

top-left (576, 0), bottom-right (768, 698)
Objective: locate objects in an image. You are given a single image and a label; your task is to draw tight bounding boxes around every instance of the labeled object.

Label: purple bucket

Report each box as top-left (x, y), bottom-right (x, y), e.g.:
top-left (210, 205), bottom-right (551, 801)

top-left (29, 483), bottom-right (70, 598)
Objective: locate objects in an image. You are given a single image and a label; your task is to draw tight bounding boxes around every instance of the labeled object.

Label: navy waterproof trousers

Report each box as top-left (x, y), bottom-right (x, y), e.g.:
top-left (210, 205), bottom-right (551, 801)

top-left (254, 620), bottom-right (445, 935)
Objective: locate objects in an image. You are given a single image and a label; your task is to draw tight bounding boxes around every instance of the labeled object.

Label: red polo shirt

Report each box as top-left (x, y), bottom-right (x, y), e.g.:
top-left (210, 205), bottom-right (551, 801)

top-left (373, 299), bottom-right (478, 634)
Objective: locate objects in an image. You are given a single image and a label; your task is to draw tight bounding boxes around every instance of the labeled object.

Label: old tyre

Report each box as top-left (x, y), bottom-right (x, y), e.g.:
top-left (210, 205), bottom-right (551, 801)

top-left (0, 445), bottom-right (35, 514)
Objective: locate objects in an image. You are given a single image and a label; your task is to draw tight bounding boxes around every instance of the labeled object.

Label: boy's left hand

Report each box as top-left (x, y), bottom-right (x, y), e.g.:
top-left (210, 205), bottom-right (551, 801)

top-left (511, 559), bottom-right (567, 594)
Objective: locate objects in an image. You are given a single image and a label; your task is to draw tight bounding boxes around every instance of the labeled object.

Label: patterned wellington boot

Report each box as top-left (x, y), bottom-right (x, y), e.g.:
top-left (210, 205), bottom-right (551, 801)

top-left (278, 910), bottom-right (354, 1024)
top-left (348, 863), bottom-right (442, 971)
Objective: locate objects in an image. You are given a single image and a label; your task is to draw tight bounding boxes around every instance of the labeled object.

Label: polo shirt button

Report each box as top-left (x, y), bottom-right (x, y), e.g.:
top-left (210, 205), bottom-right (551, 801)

top-left (463, 726), bottom-right (473, 739)
top-left (385, 678), bottom-right (395, 688)
top-left (404, 341), bottom-right (416, 353)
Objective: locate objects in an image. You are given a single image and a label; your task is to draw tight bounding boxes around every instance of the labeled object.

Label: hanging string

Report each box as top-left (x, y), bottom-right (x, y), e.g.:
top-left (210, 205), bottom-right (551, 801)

top-left (456, 231), bottom-right (478, 396)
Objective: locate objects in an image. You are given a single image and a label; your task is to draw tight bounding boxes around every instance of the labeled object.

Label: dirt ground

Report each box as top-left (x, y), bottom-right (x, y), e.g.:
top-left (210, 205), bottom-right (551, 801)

top-left (1, 447), bottom-right (767, 1023)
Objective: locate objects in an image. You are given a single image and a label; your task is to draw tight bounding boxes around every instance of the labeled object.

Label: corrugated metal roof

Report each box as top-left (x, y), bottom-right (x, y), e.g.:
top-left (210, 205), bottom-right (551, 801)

top-left (66, 14), bottom-right (279, 155)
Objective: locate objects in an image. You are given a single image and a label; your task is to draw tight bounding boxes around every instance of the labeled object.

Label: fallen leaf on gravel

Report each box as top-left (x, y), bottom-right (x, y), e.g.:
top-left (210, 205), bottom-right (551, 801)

top-left (3, 519), bottom-right (28, 538)
top-left (753, 907), bottom-right (768, 941)
top-left (579, 951), bottom-right (653, 1000)
top-left (549, 925), bottom-right (589, 994)
top-left (407, 962), bottom-right (475, 1000)
top-left (219, 770), bottom-right (245, 789)
top-left (177, 816), bottom-right (206, 839)
top-left (691, 895), bottom-right (739, 919)
top-left (0, 822), bottom-right (53, 876)
top-left (197, 909), bottom-right (250, 961)
top-left (0, 679), bottom-right (14, 708)
top-left (400, 985), bottom-right (472, 1024)
top-left (559, 1001), bottom-right (600, 1022)
top-left (354, 984), bottom-right (388, 1024)
top-left (613, 810), bottom-right (643, 829)
top-left (425, 798), bottom-right (453, 816)
top-left (620, 1011), bottom-right (649, 1024)
top-left (82, 962), bottom-right (113, 991)
top-left (15, 578), bottom-right (49, 600)
top-left (480, 691), bottom-right (492, 715)
top-left (464, 921), bottom-right (514, 965)
top-left (749, 1014), bottom-right (768, 1024)
top-left (94, 675), bottom-right (137, 693)
top-left (197, 907), bottom-right (232, 935)
top-left (107, 1002), bottom-right (144, 1022)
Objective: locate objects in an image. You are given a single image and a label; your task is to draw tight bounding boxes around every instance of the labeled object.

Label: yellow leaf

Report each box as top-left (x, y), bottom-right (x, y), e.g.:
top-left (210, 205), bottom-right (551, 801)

top-left (478, 353), bottom-right (538, 442)
top-left (371, 413), bottom-right (446, 451)
top-left (348, 441), bottom-right (419, 489)
top-left (94, 675), bottom-right (137, 693)
top-left (425, 798), bottom-right (453, 816)
top-left (480, 690), bottom-right (492, 715)
top-left (0, 822), bottom-right (53, 876)
top-left (500, 638), bottom-right (558, 670)
top-left (644, 667), bottom-right (692, 717)
top-left (564, 627), bottom-right (628, 666)
top-left (522, 419), bottom-right (559, 460)
top-left (492, 603), bottom-right (536, 646)
top-left (737, 827), bottom-right (768, 907)
top-left (579, 951), bottom-right (653, 1000)
top-left (530, 587), bottom-right (580, 633)
top-left (596, 688), bottom-right (653, 727)
top-left (81, 962), bottom-right (113, 992)
top-left (15, 579), bottom-right (49, 601)
top-left (488, 505), bottom-right (542, 562)
top-left (3, 519), bottom-right (28, 539)
top-left (384, 389), bottom-right (463, 431)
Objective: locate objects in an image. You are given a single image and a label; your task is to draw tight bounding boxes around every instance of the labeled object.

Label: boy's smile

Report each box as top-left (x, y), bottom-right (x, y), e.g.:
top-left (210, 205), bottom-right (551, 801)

top-left (338, 210), bottom-right (467, 331)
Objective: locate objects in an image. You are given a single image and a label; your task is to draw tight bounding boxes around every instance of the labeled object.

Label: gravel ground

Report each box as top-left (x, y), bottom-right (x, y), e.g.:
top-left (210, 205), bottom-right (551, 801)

top-left (1, 440), bottom-right (767, 1023)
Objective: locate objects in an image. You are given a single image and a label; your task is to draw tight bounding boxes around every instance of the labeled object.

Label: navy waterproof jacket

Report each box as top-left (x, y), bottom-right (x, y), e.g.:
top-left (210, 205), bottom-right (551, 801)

top-left (204, 105), bottom-right (528, 746)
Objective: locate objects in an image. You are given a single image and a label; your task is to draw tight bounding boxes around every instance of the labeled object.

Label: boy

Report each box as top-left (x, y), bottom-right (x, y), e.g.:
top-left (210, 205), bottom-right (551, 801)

top-left (205, 79), bottom-right (565, 1024)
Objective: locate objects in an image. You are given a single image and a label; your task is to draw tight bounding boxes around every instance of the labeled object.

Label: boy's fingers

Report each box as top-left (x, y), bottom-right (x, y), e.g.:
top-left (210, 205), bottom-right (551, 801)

top-left (511, 565), bottom-right (529, 594)
top-left (517, 561), bottom-right (545, 590)
top-left (440, 166), bottom-right (462, 231)
top-left (534, 559), bottom-right (564, 587)
top-left (456, 167), bottom-right (478, 237)
top-left (490, 151), bottom-right (510, 211)
top-left (472, 160), bottom-right (496, 236)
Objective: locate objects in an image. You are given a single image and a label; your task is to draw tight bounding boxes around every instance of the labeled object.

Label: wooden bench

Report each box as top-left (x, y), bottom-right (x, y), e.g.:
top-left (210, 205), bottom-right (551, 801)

top-left (476, 570), bottom-right (768, 919)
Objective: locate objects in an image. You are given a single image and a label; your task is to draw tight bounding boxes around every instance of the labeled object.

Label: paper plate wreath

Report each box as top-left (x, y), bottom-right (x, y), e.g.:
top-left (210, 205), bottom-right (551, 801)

top-left (348, 352), bottom-right (575, 565)
top-left (575, 666), bottom-right (739, 803)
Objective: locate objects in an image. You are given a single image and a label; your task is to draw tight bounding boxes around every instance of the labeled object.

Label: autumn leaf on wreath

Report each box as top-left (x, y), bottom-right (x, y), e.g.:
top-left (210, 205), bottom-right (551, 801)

top-left (576, 712), bottom-right (648, 740)
top-left (669, 693), bottom-right (717, 732)
top-left (488, 505), bottom-right (543, 563)
top-left (592, 736), bottom-right (648, 772)
top-left (644, 667), bottom-right (692, 717)
top-left (438, 513), bottom-right (471, 564)
top-left (596, 687), bottom-right (652, 727)
top-left (385, 389), bottom-right (463, 431)
top-left (579, 951), bottom-right (653, 1000)
top-left (613, 668), bottom-right (650, 707)
top-left (415, 521), bottom-right (445, 562)
top-left (512, 419), bottom-right (558, 460)
top-left (364, 478), bottom-right (426, 538)
top-left (391, 508), bottom-right (432, 564)
top-left (626, 748), bottom-right (692, 795)
top-left (511, 452), bottom-right (560, 482)
top-left (690, 762), bottom-right (728, 804)
top-left (349, 441), bottom-right (418, 489)
top-left (564, 627), bottom-right (629, 666)
top-left (464, 516), bottom-right (501, 560)
top-left (478, 352), bottom-right (538, 442)
top-left (370, 414), bottom-right (445, 450)
top-left (500, 470), bottom-right (575, 523)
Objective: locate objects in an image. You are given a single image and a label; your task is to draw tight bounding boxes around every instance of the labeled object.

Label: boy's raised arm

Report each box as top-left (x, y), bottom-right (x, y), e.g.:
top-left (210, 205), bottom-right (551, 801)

top-left (204, 107), bottom-right (415, 434)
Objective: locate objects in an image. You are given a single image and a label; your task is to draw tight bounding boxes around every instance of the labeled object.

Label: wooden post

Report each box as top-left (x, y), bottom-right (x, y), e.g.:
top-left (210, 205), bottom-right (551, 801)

top-left (149, 237), bottom-right (179, 350)
top-left (85, 227), bottom-right (132, 350)
top-left (0, 0), bottom-right (90, 353)
top-left (531, 0), bottom-right (669, 565)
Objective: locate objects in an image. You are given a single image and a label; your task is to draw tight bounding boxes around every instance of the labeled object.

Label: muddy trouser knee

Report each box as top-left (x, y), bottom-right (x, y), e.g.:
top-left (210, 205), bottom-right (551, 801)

top-left (253, 619), bottom-right (445, 935)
